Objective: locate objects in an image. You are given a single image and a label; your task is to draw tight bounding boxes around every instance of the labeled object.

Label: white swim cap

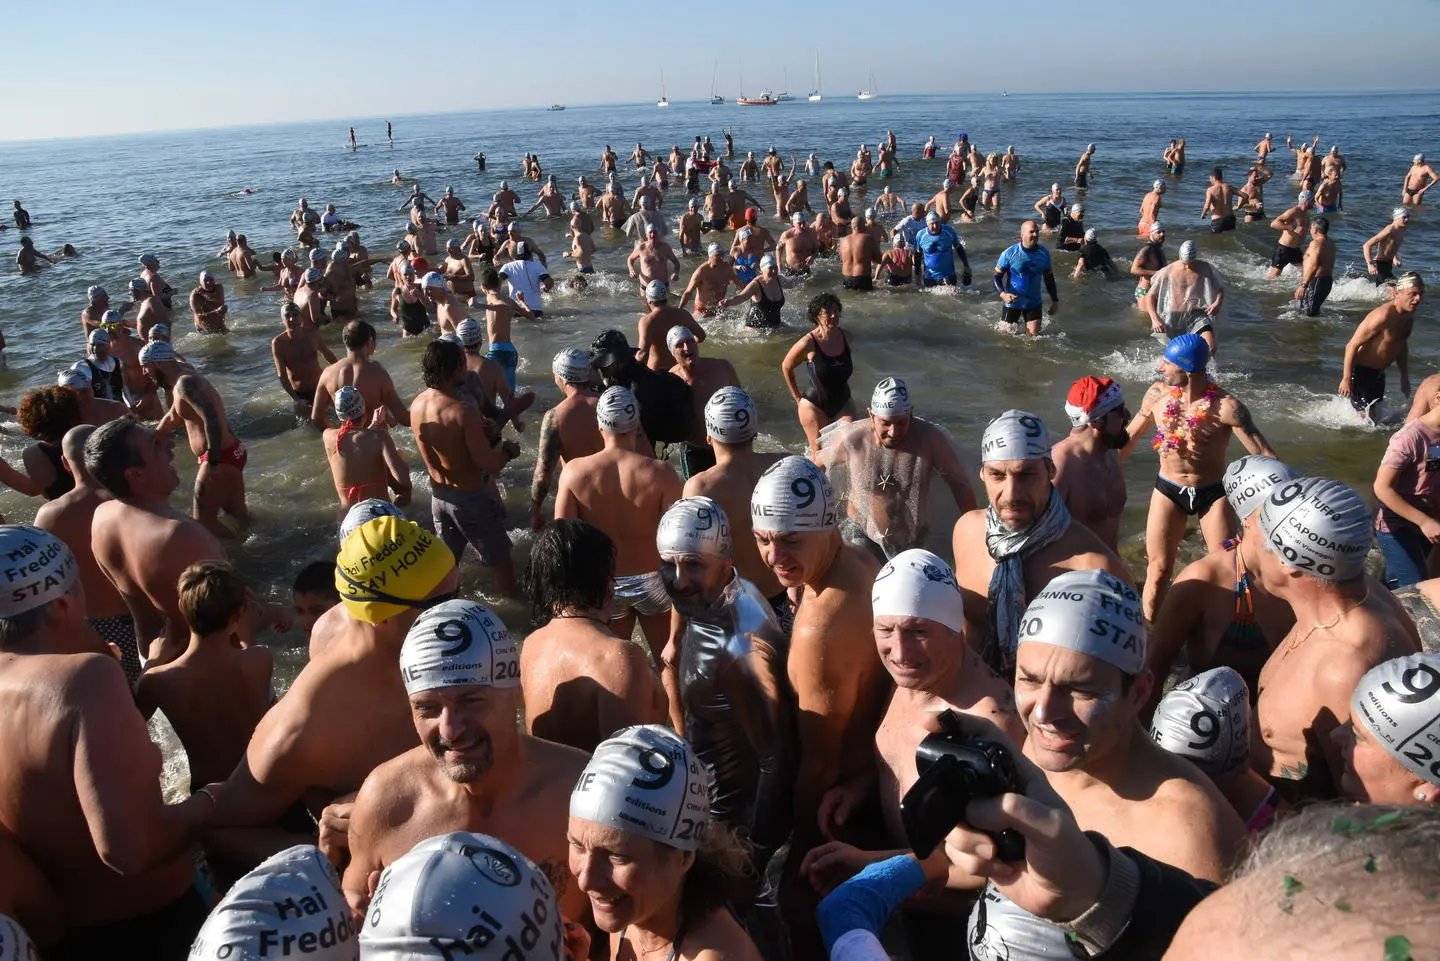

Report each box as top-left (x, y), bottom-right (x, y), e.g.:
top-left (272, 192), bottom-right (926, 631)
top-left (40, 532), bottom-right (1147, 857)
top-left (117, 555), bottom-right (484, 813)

top-left (551, 347), bottom-right (591, 385)
top-left (360, 832), bottom-right (560, 961)
top-left (645, 279), bottom-right (668, 301)
top-left (1259, 477), bottom-right (1371, 581)
top-left (981, 410), bottom-right (1050, 463)
top-left (0, 525), bottom-right (80, 619)
top-left (189, 845), bottom-right (354, 961)
top-left (199, 270), bottom-right (216, 284)
top-left (86, 284), bottom-right (106, 300)
top-left (455, 318), bottom-right (483, 347)
top-left (101, 309), bottom-right (124, 327)
top-left (706, 242), bottom-right (724, 258)
top-left (399, 599), bottom-right (519, 697)
top-left (925, 211), bottom-right (940, 224)
top-left (334, 385), bottom-right (365, 422)
top-left (1150, 666), bottom-right (1251, 779)
top-left (1352, 652), bottom-right (1440, 787)
top-left (57, 368), bottom-right (90, 390)
top-left (1298, 190), bottom-right (1314, 204)
top-left (791, 212), bottom-right (804, 224)
top-left (665, 325), bottom-right (696, 351)
top-left (0, 913), bottom-right (36, 961)
top-left (422, 271), bottom-right (446, 289)
top-left (1394, 206), bottom-right (1410, 221)
top-left (870, 377), bottom-right (912, 417)
top-left (438, 333), bottom-right (463, 347)
top-left (1069, 203), bottom-right (1083, 217)
top-left (1178, 240), bottom-right (1197, 262)
top-left (760, 253), bottom-right (776, 270)
top-left (1050, 183), bottom-right (1060, 192)
top-left (967, 884), bottom-right (1074, 960)
top-left (1415, 154), bottom-right (1425, 165)
top-left (1223, 455), bottom-right (1299, 522)
top-left (1148, 220), bottom-right (1165, 236)
top-left (1017, 569), bottom-right (1145, 676)
top-left (570, 725), bottom-right (712, 851)
top-left (871, 549), bottom-right (965, 633)
top-left (596, 386), bottom-right (639, 434)
top-left (129, 277), bottom-right (148, 293)
top-left (138, 340), bottom-right (175, 365)
top-left (1083, 227), bottom-right (1097, 243)
top-left (704, 386), bottom-right (757, 444)
top-left (304, 268), bottom-right (324, 285)
top-left (150, 323), bottom-right (170, 340)
top-left (309, 249), bottom-right (326, 263)
top-left (339, 499), bottom-right (405, 540)
top-left (139, 253), bottom-right (159, 268)
top-left (657, 496), bottom-right (731, 559)
top-left (1153, 179), bottom-right (1166, 192)
top-left (751, 456), bottom-right (837, 533)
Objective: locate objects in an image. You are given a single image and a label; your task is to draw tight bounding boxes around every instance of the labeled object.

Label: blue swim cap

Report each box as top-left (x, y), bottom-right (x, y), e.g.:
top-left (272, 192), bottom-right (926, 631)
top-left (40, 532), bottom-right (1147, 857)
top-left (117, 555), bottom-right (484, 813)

top-left (1163, 334), bottom-right (1210, 373)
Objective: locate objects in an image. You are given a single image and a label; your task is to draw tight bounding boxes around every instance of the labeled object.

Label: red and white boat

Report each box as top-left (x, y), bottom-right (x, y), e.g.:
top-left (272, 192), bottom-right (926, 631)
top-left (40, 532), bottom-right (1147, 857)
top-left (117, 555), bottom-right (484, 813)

top-left (735, 75), bottom-right (776, 106)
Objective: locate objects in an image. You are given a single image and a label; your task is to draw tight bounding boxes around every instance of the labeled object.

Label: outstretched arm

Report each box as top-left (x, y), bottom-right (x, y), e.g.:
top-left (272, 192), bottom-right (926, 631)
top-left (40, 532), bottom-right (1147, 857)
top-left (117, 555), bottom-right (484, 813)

top-left (1219, 396), bottom-right (1275, 457)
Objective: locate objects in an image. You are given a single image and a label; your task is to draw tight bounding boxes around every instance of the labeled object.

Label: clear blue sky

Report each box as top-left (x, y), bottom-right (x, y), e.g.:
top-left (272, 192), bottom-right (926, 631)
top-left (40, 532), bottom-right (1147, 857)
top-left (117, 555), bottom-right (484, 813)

top-left (5, 0), bottom-right (1439, 141)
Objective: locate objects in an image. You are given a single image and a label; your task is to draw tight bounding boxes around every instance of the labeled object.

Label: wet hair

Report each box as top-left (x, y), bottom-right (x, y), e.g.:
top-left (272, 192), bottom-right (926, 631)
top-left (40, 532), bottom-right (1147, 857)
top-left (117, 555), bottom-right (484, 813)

top-left (1314, 217), bottom-right (1331, 236)
top-left (18, 386), bottom-right (83, 444)
top-left (679, 822), bottom-right (757, 923)
top-left (1211, 166), bottom-right (1224, 180)
top-left (807, 293), bottom-right (843, 325)
top-left (0, 601), bottom-right (56, 648)
top-left (293, 560), bottom-right (339, 600)
top-left (525, 520), bottom-right (615, 626)
top-left (422, 338), bottom-right (465, 389)
top-left (61, 244), bottom-right (77, 256)
top-left (342, 319), bottom-right (376, 352)
top-left (177, 561), bottom-right (247, 636)
top-left (479, 268), bottom-right (501, 291)
top-left (83, 417), bottom-right (144, 499)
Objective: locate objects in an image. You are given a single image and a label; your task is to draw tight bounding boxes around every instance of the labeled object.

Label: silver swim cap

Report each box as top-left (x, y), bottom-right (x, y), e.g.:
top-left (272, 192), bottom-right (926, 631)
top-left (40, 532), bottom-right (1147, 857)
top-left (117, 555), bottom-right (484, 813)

top-left (981, 410), bottom-right (1050, 463)
top-left (1083, 227), bottom-right (1097, 243)
top-left (1069, 203), bottom-right (1083, 217)
top-left (967, 884), bottom-right (1073, 960)
top-left (137, 340), bottom-right (175, 365)
top-left (1150, 666), bottom-right (1251, 779)
top-left (189, 845), bottom-right (352, 961)
top-left (569, 725), bottom-right (712, 851)
top-left (1017, 569), bottom-right (1145, 676)
top-left (0, 526), bottom-right (78, 618)
top-left (455, 318), bottom-right (483, 347)
top-left (870, 377), bottom-right (912, 417)
top-left (339, 499), bottom-right (405, 540)
top-left (334, 385), bottom-right (365, 422)
top-left (1259, 477), bottom-right (1371, 581)
top-left (871, 549), bottom-right (965, 633)
top-left (1178, 240), bottom-right (1197, 262)
top-left (58, 369), bottom-right (90, 390)
top-left (704, 386), bottom-right (757, 444)
top-left (399, 599), bottom-right (519, 697)
top-left (596, 386), bottom-right (639, 434)
top-left (1152, 179), bottom-right (1166, 192)
top-left (645, 279), bottom-right (668, 301)
top-left (750, 456), bottom-right (837, 533)
top-left (1351, 652), bottom-right (1440, 787)
top-left (657, 496), bottom-right (731, 559)
top-left (550, 347), bottom-right (591, 385)
top-left (665, 325), bottom-right (697, 351)
top-left (86, 284), bottom-right (106, 300)
top-left (1223, 455), bottom-right (1299, 522)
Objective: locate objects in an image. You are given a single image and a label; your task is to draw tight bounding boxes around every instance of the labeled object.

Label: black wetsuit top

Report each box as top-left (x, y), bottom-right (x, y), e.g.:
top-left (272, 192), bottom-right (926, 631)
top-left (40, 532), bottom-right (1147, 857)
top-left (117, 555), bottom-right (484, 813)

top-left (803, 330), bottom-right (853, 418)
top-left (38, 442), bottom-right (74, 500)
top-left (747, 282), bottom-right (785, 329)
top-left (1077, 240), bottom-right (1117, 279)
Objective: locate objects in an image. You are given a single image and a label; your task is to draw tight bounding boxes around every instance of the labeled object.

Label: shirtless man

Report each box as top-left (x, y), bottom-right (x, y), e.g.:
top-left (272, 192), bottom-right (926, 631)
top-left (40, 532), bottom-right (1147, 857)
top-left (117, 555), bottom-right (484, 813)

top-left (627, 225), bottom-right (681, 300)
top-left (749, 456), bottom-right (885, 959)
top-left (432, 239), bottom-right (473, 306)
top-left (1201, 167), bottom-right (1237, 233)
top-left (270, 303), bottom-right (335, 411)
top-left (139, 252), bottom-right (175, 321)
top-left (189, 271), bottom-right (228, 333)
top-left (702, 182), bottom-right (730, 232)
top-left (411, 339), bottom-right (515, 594)
top-left (33, 425), bottom-right (143, 683)
top-left (1074, 143), bottom-right (1095, 189)
top-left (1362, 207), bottom-right (1410, 284)
top-left (211, 515), bottom-right (458, 868)
top-left (823, 378), bottom-right (976, 561)
top-left (675, 199), bottom-right (702, 256)
top-left (597, 182), bottom-right (629, 231)
top-left (952, 410), bottom-right (1130, 679)
top-left (226, 235), bottom-right (260, 278)
top-left (635, 280), bottom-right (705, 372)
top-left (838, 216), bottom-right (882, 293)
top-left (1234, 164), bottom-right (1272, 222)
top-left (523, 176), bottom-right (568, 220)
top-left (555, 387), bottom-right (681, 661)
top-left (521, 519), bottom-right (666, 751)
top-left (14, 237), bottom-right (51, 274)
top-left (679, 243), bottom-right (739, 317)
top-left (0, 526), bottom-right (223, 959)
top-left (324, 386), bottom-right (411, 516)
top-left (145, 343), bottom-right (249, 538)
top-left (1140, 240), bottom-right (1224, 356)
top-left (1402, 153), bottom-right (1437, 205)
top-left (342, 599), bottom-right (590, 920)
top-left (1251, 477), bottom-right (1420, 801)
top-left (127, 277), bottom-right (165, 341)
top-left (311, 320), bottom-right (410, 429)
top-left (1052, 376), bottom-right (1130, 552)
top-left (1254, 132), bottom-right (1274, 163)
top-left (1148, 455), bottom-right (1298, 707)
top-left (419, 271), bottom-right (469, 337)
top-left (434, 186), bottom-right (466, 225)
top-left (85, 418), bottom-right (226, 667)
top-left (1137, 179), bottom-right (1165, 239)
top-left (778, 212), bottom-right (818, 275)
top-left (294, 268), bottom-right (330, 328)
top-left (530, 349), bottom-right (602, 530)
top-left (1296, 216), bottom-right (1337, 317)
top-left (1314, 169), bottom-right (1343, 213)
top-left (1122, 334), bottom-right (1275, 620)
top-left (1339, 272), bottom-right (1423, 420)
top-left (1266, 189), bottom-right (1314, 278)
top-left (667, 326), bottom-right (740, 479)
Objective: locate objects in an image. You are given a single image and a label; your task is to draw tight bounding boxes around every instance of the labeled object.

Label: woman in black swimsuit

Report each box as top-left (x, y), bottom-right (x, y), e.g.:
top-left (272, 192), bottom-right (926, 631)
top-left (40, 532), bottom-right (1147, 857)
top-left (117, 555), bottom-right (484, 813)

top-left (781, 292), bottom-right (855, 457)
top-left (721, 253), bottom-right (785, 330)
top-left (7, 386), bottom-right (83, 500)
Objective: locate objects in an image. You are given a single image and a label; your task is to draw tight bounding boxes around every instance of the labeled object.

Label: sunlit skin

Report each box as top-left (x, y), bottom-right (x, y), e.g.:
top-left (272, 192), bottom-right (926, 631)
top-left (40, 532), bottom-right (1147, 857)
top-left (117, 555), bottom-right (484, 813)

top-left (752, 527), bottom-right (837, 589)
top-left (291, 590), bottom-right (334, 636)
top-left (1020, 220), bottom-right (1040, 250)
top-left (980, 458), bottom-right (1056, 531)
top-left (1331, 719), bottom-right (1436, 805)
top-left (1156, 357), bottom-right (1188, 388)
top-left (659, 550), bottom-right (731, 608)
top-left (869, 411), bottom-right (911, 449)
top-left (873, 613), bottom-right (963, 690)
top-left (567, 818), bottom-right (693, 935)
top-left (1013, 643), bottom-right (1149, 773)
top-left (409, 684), bottom-right (521, 785)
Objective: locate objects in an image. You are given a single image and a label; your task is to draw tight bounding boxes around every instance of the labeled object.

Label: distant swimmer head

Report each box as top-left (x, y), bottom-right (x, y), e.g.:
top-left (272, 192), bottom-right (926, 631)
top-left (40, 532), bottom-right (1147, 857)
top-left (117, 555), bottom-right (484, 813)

top-left (750, 456), bottom-right (837, 533)
top-left (1162, 332), bottom-right (1209, 373)
top-left (1394, 206), bottom-right (1411, 223)
top-left (1178, 240), bottom-right (1197, 262)
top-left (596, 386), bottom-right (640, 435)
top-left (149, 323), bottom-right (170, 341)
top-left (445, 238), bottom-right (461, 252)
top-left (893, 235), bottom-right (908, 249)
top-left (645, 279), bottom-right (668, 302)
top-left (499, 180), bottom-right (509, 189)
top-left (1050, 182), bottom-right (1061, 192)
top-left (1087, 142), bottom-right (1095, 151)
top-left (665, 325), bottom-right (697, 352)
top-left (707, 242), bottom-right (724, 258)
top-left (88, 327), bottom-right (111, 346)
top-left (139, 253), bottom-right (159, 269)
top-left (1153, 179), bottom-right (1166, 193)
top-left (396, 240), bottom-right (411, 253)
top-left (1224, 455), bottom-right (1299, 522)
top-left (128, 277), bottom-right (148, 294)
top-left (334, 385), bottom-right (365, 422)
top-left (1069, 203), bottom-right (1083, 217)
top-left (1148, 220), bottom-right (1165, 237)
top-left (1298, 189), bottom-right (1314, 205)
top-left (399, 599), bottom-right (518, 697)
top-left (1259, 476), bottom-right (1371, 582)
top-left (704, 386), bottom-right (757, 444)
top-left (944, 178), bottom-right (956, 189)
top-left (303, 267), bottom-right (323, 285)
top-left (226, 229), bottom-right (237, 241)
top-left (100, 309), bottom-right (124, 328)
top-left (1415, 153), bottom-right (1425, 165)
top-left (86, 284), bottom-right (106, 301)
top-left (1083, 227), bottom-right (1097, 243)
top-left (198, 270), bottom-right (218, 286)
top-left (925, 211), bottom-right (940, 224)
top-left (551, 347), bottom-right (592, 386)
top-left (445, 186), bottom-right (454, 195)
top-left (309, 248), bottom-right (327, 263)
top-left (570, 200), bottom-right (582, 212)
top-left (137, 340), bottom-right (175, 365)
top-left (791, 211), bottom-right (804, 225)
top-left (1396, 271), bottom-right (1424, 292)
top-left (1064, 376), bottom-right (1124, 428)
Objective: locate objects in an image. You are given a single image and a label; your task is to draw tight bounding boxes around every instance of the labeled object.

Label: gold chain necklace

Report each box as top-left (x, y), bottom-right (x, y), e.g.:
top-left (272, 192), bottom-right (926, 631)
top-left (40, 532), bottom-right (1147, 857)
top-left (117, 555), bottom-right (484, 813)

top-left (1283, 585), bottom-right (1369, 658)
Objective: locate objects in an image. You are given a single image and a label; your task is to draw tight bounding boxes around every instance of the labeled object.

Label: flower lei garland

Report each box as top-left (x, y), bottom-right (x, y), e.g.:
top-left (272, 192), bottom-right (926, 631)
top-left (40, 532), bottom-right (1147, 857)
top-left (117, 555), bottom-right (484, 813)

top-left (1152, 382), bottom-right (1218, 453)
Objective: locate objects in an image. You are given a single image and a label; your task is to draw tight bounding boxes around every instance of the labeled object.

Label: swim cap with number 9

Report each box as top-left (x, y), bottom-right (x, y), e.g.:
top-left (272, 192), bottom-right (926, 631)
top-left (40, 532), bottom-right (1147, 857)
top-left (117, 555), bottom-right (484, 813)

top-left (596, 386), bottom-right (640, 434)
top-left (657, 496), bottom-right (731, 559)
top-left (1351, 652), bottom-right (1440, 787)
top-left (399, 599), bottom-right (519, 696)
top-left (981, 409), bottom-right (1050, 462)
top-left (750, 455), bottom-right (836, 532)
top-left (1150, 666), bottom-right (1250, 779)
top-left (1259, 476), bottom-right (1370, 582)
top-left (569, 725), bottom-right (712, 851)
top-left (703, 386), bottom-right (757, 444)
top-left (1223, 455), bottom-right (1299, 522)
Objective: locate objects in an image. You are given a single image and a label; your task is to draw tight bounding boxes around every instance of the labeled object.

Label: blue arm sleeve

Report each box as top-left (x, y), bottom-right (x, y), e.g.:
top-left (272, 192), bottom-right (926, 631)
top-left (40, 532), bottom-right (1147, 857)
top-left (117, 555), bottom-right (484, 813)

top-left (816, 855), bottom-right (927, 953)
top-left (1044, 271), bottom-right (1059, 301)
top-left (993, 264), bottom-right (1009, 294)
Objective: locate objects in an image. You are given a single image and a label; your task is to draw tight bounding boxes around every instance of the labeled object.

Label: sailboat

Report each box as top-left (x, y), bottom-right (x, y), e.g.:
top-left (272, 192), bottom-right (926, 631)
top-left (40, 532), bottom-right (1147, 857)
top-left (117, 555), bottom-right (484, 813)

top-left (776, 68), bottom-right (794, 102)
top-left (857, 66), bottom-right (878, 101)
top-left (808, 51), bottom-right (822, 102)
top-left (657, 70), bottom-right (669, 108)
top-left (710, 61), bottom-right (723, 104)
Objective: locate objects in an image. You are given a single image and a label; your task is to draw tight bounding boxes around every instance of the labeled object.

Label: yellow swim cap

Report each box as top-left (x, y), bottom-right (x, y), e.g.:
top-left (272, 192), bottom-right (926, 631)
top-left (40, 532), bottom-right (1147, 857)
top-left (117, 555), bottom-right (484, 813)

top-left (335, 517), bottom-right (455, 624)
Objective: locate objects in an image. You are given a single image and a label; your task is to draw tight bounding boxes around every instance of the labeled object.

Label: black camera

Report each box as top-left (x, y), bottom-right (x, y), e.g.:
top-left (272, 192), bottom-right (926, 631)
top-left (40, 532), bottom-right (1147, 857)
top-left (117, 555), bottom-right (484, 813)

top-left (900, 710), bottom-right (1026, 861)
